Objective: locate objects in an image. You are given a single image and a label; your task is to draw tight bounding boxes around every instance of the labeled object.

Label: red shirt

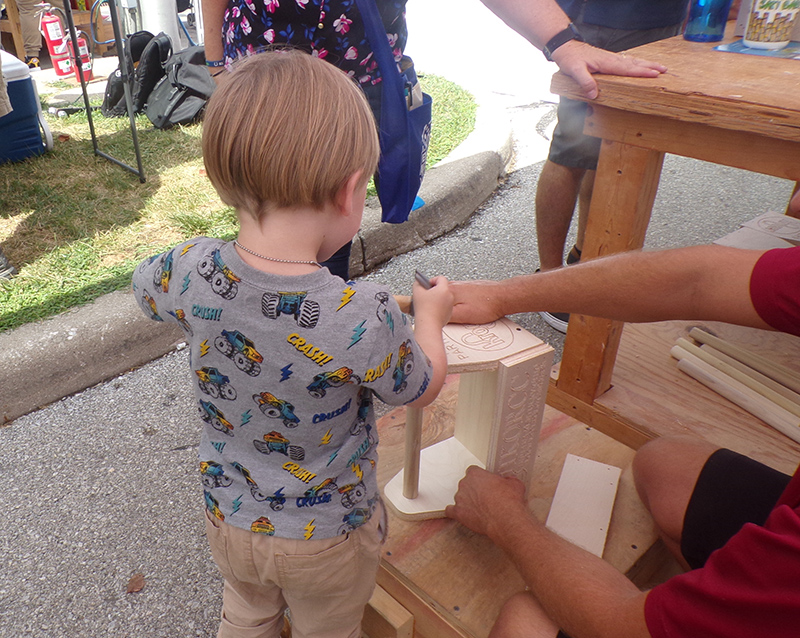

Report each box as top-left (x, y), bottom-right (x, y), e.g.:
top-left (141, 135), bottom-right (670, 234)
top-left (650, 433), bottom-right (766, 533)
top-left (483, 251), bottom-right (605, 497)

top-left (645, 247), bottom-right (800, 638)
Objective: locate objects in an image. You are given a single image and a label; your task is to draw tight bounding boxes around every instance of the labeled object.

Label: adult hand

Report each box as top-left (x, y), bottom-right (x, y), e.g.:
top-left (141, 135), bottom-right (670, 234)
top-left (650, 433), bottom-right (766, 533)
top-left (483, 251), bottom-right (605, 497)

top-left (551, 40), bottom-right (668, 99)
top-left (445, 466), bottom-right (528, 540)
top-left (450, 280), bottom-right (506, 325)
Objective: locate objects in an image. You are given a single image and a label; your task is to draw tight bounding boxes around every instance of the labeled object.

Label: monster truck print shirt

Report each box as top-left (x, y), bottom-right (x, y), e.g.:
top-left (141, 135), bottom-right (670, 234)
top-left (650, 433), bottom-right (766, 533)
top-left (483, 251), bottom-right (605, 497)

top-left (133, 237), bottom-right (432, 540)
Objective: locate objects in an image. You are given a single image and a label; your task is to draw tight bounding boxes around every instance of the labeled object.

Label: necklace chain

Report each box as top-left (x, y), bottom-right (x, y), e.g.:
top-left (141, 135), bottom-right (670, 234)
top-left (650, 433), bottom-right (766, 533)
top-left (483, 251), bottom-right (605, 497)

top-left (234, 241), bottom-right (322, 268)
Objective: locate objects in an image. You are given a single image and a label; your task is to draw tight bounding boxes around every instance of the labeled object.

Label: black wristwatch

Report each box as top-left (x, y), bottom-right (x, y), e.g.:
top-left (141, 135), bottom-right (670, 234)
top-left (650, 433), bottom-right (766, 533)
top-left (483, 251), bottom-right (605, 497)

top-left (543, 23), bottom-right (584, 61)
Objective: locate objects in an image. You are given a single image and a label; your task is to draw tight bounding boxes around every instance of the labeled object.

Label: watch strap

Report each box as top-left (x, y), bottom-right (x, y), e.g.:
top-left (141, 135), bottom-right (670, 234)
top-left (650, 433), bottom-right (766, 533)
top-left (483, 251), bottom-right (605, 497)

top-left (543, 23), bottom-right (584, 61)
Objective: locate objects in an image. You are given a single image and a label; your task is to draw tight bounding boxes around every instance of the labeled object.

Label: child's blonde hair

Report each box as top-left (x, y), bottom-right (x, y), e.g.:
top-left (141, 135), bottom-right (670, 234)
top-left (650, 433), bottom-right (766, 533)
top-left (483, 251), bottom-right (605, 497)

top-left (202, 49), bottom-right (380, 218)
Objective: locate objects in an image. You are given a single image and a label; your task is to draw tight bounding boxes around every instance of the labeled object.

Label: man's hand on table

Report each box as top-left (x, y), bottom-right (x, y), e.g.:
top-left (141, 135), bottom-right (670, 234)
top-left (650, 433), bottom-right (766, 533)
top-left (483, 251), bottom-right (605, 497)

top-left (552, 40), bottom-right (668, 100)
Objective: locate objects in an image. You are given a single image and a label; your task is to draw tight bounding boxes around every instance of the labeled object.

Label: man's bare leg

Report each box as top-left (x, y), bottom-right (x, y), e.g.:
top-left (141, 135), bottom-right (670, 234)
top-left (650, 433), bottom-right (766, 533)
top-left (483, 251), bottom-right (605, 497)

top-left (490, 592), bottom-right (560, 638)
top-left (535, 161), bottom-right (586, 271)
top-left (632, 436), bottom-right (720, 570)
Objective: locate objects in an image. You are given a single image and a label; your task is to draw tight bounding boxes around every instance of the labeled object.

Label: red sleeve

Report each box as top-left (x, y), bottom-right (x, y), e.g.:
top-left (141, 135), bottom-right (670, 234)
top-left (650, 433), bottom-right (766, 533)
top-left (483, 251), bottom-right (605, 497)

top-left (645, 499), bottom-right (800, 638)
top-left (749, 247), bottom-right (800, 337)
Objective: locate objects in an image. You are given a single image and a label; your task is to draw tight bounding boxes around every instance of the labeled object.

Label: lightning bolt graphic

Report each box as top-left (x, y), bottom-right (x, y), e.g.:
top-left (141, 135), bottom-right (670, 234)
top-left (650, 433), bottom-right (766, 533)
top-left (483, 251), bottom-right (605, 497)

top-left (348, 320), bottom-right (367, 349)
top-left (231, 495), bottom-right (243, 515)
top-left (280, 364), bottom-right (293, 382)
top-left (180, 243), bottom-right (195, 256)
top-left (304, 519), bottom-right (316, 540)
top-left (212, 441), bottom-right (226, 453)
top-left (320, 429), bottom-right (332, 446)
top-left (337, 286), bottom-right (356, 311)
top-left (385, 311), bottom-right (394, 335)
top-left (352, 463), bottom-right (364, 482)
top-left (241, 410), bottom-right (253, 427)
top-left (327, 447), bottom-right (341, 466)
top-left (181, 272), bottom-right (191, 294)
top-left (200, 340), bottom-right (210, 357)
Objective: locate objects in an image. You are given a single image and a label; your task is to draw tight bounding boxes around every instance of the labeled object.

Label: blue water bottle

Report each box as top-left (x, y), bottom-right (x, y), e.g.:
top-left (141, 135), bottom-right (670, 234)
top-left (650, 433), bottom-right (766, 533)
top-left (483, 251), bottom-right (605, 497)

top-left (683, 0), bottom-right (734, 42)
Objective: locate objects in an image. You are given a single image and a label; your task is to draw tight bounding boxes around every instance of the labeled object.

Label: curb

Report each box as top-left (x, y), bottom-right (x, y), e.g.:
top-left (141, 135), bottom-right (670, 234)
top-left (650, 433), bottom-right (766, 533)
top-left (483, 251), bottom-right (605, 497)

top-left (0, 104), bottom-right (513, 424)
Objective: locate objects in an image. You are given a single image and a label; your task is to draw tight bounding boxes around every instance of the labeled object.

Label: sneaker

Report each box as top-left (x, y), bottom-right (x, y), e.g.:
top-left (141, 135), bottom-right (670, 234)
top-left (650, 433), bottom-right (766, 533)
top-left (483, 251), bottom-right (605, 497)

top-left (0, 248), bottom-right (17, 280)
top-left (539, 310), bottom-right (569, 333)
top-left (25, 56), bottom-right (40, 70)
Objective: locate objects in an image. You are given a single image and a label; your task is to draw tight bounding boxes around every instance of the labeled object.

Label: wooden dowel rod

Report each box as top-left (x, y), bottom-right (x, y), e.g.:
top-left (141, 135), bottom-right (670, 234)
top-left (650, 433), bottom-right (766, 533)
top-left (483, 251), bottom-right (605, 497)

top-left (674, 339), bottom-right (800, 418)
top-left (403, 406), bottom-right (424, 499)
top-left (673, 349), bottom-right (800, 445)
top-left (700, 344), bottom-right (800, 411)
top-left (689, 328), bottom-right (800, 395)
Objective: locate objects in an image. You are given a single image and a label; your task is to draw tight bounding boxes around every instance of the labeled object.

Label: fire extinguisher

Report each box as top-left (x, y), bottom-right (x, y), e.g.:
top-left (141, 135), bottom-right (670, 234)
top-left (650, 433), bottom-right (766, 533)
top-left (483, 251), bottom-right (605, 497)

top-left (67, 31), bottom-right (94, 83)
top-left (39, 5), bottom-right (71, 77)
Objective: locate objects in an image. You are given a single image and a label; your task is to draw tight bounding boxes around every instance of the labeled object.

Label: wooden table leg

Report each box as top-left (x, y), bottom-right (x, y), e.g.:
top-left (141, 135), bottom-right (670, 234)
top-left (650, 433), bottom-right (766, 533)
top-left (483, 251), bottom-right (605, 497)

top-left (2, 0), bottom-right (26, 60)
top-left (556, 139), bottom-right (664, 404)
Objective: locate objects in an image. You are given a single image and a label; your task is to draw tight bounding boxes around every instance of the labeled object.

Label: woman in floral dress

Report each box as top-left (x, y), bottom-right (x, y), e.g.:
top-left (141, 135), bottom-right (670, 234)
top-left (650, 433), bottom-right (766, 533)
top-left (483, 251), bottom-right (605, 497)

top-left (201, 0), bottom-right (407, 279)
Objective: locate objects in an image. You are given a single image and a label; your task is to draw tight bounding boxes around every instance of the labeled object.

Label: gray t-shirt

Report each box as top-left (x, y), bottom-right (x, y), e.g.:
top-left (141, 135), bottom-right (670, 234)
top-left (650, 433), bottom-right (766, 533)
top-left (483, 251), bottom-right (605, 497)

top-left (133, 237), bottom-right (432, 539)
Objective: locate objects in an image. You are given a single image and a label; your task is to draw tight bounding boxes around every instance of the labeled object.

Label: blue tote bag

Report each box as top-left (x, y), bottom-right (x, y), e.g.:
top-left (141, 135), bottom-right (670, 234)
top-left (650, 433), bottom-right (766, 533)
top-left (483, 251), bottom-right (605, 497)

top-left (356, 0), bottom-right (433, 224)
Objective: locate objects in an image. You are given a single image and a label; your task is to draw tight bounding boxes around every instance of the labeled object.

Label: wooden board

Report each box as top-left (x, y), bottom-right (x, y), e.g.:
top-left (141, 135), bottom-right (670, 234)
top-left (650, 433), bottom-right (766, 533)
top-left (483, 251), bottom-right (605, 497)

top-left (545, 454), bottom-right (621, 557)
top-left (442, 318), bottom-right (551, 374)
top-left (550, 320), bottom-right (800, 475)
top-left (581, 105), bottom-right (800, 183)
top-left (550, 26), bottom-right (800, 143)
top-left (383, 437), bottom-right (484, 520)
top-left (363, 585), bottom-right (414, 638)
top-left (0, 0), bottom-right (25, 60)
top-left (376, 377), bottom-right (660, 638)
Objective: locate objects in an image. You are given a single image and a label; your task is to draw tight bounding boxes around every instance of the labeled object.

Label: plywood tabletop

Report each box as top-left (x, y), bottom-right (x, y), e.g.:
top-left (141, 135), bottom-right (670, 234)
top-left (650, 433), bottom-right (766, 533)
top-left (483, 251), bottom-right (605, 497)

top-left (550, 28), bottom-right (800, 142)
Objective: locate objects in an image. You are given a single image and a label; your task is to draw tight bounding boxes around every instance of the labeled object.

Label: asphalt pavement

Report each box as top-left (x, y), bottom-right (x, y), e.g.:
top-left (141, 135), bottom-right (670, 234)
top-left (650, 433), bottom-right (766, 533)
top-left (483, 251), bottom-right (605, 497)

top-left (1, 2), bottom-right (797, 636)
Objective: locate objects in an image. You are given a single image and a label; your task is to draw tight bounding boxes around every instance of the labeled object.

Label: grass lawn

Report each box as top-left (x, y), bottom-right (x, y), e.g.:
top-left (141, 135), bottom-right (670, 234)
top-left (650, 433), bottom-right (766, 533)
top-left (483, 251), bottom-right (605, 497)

top-left (0, 73), bottom-right (476, 333)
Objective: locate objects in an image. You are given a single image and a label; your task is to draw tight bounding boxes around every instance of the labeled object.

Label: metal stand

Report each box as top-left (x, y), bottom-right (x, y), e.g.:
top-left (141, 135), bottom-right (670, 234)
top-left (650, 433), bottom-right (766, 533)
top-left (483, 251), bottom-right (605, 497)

top-left (62, 0), bottom-right (146, 182)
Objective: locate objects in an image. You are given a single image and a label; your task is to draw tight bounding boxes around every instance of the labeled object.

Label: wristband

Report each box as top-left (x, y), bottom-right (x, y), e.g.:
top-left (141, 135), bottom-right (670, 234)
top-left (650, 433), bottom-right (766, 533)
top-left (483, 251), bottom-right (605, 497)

top-left (205, 59), bottom-right (225, 68)
top-left (542, 23), bottom-right (584, 61)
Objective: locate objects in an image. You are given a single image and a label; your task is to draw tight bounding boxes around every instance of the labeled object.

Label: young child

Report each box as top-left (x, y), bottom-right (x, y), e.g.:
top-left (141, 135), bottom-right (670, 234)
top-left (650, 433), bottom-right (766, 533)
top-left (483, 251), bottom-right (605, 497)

top-left (132, 50), bottom-right (452, 638)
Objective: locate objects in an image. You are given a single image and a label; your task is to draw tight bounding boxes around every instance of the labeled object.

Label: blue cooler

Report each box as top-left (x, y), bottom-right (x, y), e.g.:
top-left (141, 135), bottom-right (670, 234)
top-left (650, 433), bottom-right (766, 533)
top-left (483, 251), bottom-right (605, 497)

top-left (0, 50), bottom-right (52, 164)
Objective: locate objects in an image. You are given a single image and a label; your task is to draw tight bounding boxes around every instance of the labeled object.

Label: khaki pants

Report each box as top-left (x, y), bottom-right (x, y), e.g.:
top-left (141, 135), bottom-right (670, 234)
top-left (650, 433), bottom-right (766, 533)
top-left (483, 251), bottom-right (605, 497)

top-left (17, 0), bottom-right (43, 58)
top-left (204, 505), bottom-right (385, 638)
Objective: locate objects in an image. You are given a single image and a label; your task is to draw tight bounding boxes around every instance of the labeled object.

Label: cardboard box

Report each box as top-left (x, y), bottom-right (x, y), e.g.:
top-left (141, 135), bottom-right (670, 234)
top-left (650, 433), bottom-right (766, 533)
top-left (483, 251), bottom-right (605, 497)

top-left (71, 9), bottom-right (116, 56)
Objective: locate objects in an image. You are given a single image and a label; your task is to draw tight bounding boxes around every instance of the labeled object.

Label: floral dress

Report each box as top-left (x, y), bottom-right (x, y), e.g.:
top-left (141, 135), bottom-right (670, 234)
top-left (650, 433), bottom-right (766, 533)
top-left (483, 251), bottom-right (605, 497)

top-left (222, 0), bottom-right (408, 85)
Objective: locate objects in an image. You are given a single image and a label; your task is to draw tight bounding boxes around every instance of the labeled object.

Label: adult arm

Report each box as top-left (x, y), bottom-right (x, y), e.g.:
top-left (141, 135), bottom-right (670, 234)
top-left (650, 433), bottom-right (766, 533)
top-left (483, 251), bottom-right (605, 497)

top-left (446, 467), bottom-right (651, 638)
top-left (451, 245), bottom-right (772, 330)
top-left (201, 0), bottom-right (227, 64)
top-left (788, 183), bottom-right (800, 217)
top-left (479, 0), bottom-right (668, 98)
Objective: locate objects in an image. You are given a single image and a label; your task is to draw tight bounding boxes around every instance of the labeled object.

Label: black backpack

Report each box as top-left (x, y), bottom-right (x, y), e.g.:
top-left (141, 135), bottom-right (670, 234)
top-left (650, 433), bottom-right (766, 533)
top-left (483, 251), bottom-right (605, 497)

top-left (145, 46), bottom-right (216, 130)
top-left (101, 31), bottom-right (172, 117)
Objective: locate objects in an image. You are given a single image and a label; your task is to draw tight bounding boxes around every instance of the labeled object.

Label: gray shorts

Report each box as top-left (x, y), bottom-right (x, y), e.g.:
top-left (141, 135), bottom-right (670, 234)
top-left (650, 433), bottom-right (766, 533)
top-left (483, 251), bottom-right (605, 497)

top-left (548, 21), bottom-right (682, 170)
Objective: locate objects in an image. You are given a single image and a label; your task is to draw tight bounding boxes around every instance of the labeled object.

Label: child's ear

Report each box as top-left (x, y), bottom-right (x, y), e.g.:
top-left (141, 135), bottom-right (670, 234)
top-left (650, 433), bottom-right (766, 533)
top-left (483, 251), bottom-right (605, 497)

top-left (334, 171), bottom-right (365, 216)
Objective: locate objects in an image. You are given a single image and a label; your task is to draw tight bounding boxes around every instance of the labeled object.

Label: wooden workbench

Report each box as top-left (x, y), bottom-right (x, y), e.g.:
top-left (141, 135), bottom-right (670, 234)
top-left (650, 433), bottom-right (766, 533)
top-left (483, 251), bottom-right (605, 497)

top-left (374, 376), bottom-right (664, 638)
top-left (547, 26), bottom-right (800, 459)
